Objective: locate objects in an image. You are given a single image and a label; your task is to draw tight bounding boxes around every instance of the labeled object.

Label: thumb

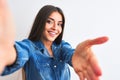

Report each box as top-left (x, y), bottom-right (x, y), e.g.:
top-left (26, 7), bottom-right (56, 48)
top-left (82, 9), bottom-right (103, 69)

top-left (81, 36), bottom-right (109, 48)
top-left (78, 36), bottom-right (109, 48)
top-left (76, 36), bottom-right (109, 50)
top-left (89, 36), bottom-right (109, 46)
top-left (86, 36), bottom-right (108, 46)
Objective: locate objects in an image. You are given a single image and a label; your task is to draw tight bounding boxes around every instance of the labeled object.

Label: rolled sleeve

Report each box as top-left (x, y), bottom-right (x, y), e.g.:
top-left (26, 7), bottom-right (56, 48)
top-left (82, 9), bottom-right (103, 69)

top-left (61, 41), bottom-right (75, 66)
top-left (2, 39), bottom-right (33, 75)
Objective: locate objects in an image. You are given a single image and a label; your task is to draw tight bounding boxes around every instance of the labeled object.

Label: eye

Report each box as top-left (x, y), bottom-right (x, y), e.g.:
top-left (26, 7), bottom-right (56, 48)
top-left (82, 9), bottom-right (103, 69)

top-left (46, 19), bottom-right (53, 24)
top-left (57, 23), bottom-right (63, 27)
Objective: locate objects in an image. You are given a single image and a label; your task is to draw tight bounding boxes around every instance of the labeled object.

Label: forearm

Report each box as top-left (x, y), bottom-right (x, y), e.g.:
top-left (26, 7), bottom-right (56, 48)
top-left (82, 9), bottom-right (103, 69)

top-left (0, 0), bottom-right (17, 75)
top-left (1, 45), bottom-right (16, 66)
top-left (6, 46), bottom-right (17, 66)
top-left (0, 45), bottom-right (16, 74)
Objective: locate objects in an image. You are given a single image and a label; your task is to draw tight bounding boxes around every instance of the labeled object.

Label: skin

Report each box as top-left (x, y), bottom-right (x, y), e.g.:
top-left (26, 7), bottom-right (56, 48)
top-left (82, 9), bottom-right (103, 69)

top-left (0, 0), bottom-right (109, 80)
top-left (40, 11), bottom-right (63, 57)
top-left (0, 0), bottom-right (16, 74)
top-left (72, 37), bottom-right (108, 80)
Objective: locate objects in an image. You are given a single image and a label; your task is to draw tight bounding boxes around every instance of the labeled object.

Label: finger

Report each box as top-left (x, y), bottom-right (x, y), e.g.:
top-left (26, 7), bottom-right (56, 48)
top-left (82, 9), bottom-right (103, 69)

top-left (77, 36), bottom-right (109, 50)
top-left (90, 54), bottom-right (102, 76)
top-left (89, 36), bottom-right (109, 46)
top-left (83, 70), bottom-right (91, 80)
top-left (77, 71), bottom-right (84, 80)
top-left (87, 65), bottom-right (99, 80)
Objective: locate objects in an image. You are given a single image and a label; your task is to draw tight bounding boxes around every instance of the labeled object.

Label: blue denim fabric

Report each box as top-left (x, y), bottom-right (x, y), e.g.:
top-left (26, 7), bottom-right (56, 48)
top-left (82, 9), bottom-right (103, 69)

top-left (2, 39), bottom-right (75, 80)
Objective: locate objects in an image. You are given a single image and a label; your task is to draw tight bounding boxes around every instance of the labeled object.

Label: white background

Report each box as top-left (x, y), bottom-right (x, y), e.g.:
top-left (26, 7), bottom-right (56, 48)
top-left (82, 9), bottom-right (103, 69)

top-left (0, 0), bottom-right (120, 80)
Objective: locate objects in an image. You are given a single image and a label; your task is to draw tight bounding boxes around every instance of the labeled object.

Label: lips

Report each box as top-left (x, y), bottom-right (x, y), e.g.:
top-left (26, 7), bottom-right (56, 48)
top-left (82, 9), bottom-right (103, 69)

top-left (48, 31), bottom-right (57, 37)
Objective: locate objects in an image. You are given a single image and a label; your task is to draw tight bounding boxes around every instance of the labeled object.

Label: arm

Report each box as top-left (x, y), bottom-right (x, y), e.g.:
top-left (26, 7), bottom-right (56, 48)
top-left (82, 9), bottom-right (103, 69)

top-left (60, 40), bottom-right (74, 66)
top-left (72, 36), bottom-right (108, 80)
top-left (0, 0), bottom-right (16, 74)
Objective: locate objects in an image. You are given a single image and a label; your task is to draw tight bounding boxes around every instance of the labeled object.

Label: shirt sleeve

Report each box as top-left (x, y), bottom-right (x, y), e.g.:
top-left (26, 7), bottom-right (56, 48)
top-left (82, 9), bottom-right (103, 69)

top-left (61, 40), bottom-right (75, 67)
top-left (1, 39), bottom-right (33, 76)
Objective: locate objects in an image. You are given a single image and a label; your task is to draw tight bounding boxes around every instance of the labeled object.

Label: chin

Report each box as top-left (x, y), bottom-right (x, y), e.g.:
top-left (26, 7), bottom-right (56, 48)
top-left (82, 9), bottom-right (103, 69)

top-left (47, 38), bottom-right (54, 42)
top-left (50, 39), bottom-right (55, 42)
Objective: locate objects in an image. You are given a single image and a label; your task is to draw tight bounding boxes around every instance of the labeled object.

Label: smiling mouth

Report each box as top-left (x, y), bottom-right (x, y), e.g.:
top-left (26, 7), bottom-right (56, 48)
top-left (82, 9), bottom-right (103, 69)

top-left (48, 31), bottom-right (57, 37)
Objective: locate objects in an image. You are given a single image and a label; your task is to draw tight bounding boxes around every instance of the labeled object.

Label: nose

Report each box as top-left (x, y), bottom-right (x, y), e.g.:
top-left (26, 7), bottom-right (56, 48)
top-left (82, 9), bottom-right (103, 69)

top-left (52, 22), bottom-right (58, 30)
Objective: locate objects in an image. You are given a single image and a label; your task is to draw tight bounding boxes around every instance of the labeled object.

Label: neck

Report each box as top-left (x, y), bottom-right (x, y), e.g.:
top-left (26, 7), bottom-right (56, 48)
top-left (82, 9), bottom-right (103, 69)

top-left (40, 39), bottom-right (53, 57)
top-left (42, 41), bottom-right (52, 49)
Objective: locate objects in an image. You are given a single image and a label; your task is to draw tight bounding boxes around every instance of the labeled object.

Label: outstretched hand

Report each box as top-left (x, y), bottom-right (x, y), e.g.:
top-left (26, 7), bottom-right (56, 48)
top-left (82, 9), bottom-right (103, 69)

top-left (0, 0), bottom-right (16, 74)
top-left (72, 36), bottom-right (108, 80)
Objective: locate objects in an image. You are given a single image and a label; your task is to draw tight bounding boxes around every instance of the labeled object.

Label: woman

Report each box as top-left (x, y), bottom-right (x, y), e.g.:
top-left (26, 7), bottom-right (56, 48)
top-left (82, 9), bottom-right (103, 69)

top-left (0, 0), bottom-right (108, 80)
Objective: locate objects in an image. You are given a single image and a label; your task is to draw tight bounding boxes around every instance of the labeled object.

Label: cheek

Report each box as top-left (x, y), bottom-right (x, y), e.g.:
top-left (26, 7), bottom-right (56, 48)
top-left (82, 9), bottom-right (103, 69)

top-left (59, 27), bottom-right (62, 34)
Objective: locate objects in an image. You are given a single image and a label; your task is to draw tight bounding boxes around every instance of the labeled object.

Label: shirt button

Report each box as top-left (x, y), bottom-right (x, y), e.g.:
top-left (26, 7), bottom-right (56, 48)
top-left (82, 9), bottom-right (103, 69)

top-left (60, 60), bottom-right (62, 62)
top-left (54, 65), bottom-right (57, 68)
top-left (46, 63), bottom-right (49, 66)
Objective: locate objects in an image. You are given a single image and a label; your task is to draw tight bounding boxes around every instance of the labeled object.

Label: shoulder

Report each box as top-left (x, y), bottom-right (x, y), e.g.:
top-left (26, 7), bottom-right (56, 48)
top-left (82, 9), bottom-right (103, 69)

top-left (60, 40), bottom-right (73, 48)
top-left (14, 39), bottom-right (35, 50)
top-left (15, 39), bottom-right (34, 46)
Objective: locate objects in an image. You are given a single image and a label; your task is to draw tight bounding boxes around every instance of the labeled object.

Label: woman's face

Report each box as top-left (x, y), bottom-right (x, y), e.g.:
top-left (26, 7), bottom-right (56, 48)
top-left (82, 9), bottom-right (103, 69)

top-left (41, 11), bottom-right (63, 43)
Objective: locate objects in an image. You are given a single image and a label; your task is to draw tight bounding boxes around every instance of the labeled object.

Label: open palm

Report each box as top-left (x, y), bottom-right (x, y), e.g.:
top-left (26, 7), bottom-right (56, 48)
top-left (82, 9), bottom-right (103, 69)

top-left (72, 37), bottom-right (108, 80)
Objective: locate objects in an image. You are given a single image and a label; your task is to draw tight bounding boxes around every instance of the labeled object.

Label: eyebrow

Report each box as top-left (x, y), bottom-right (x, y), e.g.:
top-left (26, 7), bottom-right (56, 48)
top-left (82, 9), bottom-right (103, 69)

top-left (48, 17), bottom-right (63, 23)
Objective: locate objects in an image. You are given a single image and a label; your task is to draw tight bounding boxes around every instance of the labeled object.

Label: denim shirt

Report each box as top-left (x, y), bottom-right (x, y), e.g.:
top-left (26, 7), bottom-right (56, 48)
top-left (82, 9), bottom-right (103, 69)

top-left (2, 39), bottom-right (75, 80)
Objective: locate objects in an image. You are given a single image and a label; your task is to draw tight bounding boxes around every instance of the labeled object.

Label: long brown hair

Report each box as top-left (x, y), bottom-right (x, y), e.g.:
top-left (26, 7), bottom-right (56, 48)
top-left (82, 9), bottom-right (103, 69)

top-left (28, 5), bottom-right (65, 45)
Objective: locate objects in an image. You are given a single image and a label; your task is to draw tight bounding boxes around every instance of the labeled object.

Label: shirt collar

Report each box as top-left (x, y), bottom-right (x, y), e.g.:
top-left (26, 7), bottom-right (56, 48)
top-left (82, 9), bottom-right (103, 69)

top-left (33, 40), bottom-right (60, 56)
top-left (33, 40), bottom-right (45, 52)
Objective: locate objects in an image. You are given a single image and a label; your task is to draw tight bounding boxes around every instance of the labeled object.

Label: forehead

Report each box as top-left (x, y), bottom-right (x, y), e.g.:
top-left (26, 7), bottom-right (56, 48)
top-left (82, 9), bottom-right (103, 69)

top-left (48, 11), bottom-right (62, 21)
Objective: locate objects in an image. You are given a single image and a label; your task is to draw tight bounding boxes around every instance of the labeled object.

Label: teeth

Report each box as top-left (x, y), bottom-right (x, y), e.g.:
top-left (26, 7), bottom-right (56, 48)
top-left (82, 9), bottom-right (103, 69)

top-left (49, 32), bottom-right (56, 35)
